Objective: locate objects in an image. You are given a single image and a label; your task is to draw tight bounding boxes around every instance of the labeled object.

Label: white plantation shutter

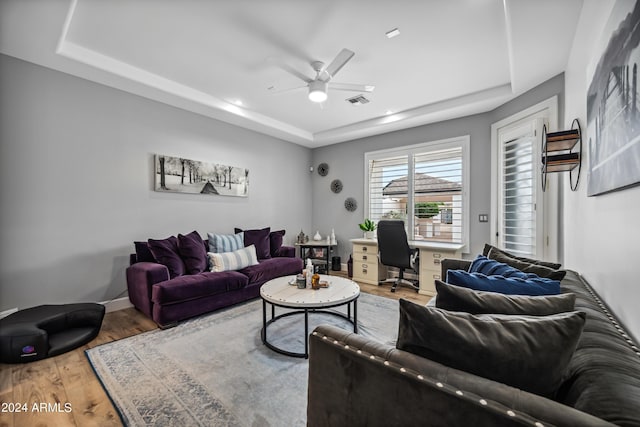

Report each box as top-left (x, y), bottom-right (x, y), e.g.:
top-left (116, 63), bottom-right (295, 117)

top-left (413, 147), bottom-right (463, 243)
top-left (368, 155), bottom-right (408, 224)
top-left (501, 134), bottom-right (537, 256)
top-left (365, 137), bottom-right (468, 245)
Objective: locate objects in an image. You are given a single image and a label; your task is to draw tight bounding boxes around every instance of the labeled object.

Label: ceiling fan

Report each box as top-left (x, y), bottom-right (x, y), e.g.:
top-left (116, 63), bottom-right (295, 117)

top-left (272, 48), bottom-right (375, 103)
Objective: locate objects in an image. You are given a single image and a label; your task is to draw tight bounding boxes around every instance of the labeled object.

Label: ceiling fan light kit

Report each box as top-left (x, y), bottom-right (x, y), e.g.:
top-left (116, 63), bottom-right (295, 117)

top-left (308, 80), bottom-right (328, 103)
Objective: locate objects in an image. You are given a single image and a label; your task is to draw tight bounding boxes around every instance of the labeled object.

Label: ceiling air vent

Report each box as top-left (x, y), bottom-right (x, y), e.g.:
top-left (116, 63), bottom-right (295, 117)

top-left (346, 95), bottom-right (370, 105)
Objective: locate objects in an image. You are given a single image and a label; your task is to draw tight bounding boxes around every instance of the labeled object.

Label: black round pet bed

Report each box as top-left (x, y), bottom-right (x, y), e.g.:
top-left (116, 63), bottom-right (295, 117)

top-left (0, 303), bottom-right (105, 364)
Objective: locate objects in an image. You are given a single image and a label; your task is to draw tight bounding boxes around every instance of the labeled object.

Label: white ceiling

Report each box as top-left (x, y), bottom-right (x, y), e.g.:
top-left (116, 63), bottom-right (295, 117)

top-left (0, 0), bottom-right (583, 148)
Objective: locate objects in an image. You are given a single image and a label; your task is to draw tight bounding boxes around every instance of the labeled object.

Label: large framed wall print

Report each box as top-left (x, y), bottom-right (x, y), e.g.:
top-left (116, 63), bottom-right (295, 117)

top-left (586, 0), bottom-right (640, 196)
top-left (154, 155), bottom-right (249, 197)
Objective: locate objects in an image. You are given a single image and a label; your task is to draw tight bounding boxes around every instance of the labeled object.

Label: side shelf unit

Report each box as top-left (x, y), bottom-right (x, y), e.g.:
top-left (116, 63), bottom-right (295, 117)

top-left (542, 118), bottom-right (582, 191)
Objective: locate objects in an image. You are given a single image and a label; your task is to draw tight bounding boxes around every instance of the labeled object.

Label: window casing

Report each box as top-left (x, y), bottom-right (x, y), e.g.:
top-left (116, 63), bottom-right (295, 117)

top-left (365, 136), bottom-right (469, 246)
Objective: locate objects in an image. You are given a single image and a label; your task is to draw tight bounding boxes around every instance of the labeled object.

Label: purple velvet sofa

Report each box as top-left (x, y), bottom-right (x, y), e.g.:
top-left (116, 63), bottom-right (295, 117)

top-left (126, 228), bottom-right (303, 328)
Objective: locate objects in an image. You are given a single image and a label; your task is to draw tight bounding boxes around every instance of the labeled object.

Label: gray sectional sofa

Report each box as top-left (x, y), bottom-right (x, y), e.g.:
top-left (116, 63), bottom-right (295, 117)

top-left (307, 258), bottom-right (640, 426)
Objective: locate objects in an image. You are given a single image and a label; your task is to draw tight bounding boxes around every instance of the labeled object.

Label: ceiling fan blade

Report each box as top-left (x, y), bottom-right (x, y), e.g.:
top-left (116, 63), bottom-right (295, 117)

top-left (268, 84), bottom-right (307, 94)
top-left (330, 82), bottom-right (375, 92)
top-left (267, 57), bottom-right (313, 83)
top-left (323, 48), bottom-right (355, 80)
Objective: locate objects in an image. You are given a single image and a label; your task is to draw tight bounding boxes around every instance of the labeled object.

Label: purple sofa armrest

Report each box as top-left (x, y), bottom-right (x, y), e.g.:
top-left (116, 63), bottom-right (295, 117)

top-left (126, 262), bottom-right (169, 318)
top-left (274, 245), bottom-right (295, 258)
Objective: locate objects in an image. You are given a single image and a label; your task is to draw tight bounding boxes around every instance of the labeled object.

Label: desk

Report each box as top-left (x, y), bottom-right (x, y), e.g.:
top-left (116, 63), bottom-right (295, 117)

top-left (350, 239), bottom-right (386, 285)
top-left (350, 239), bottom-right (464, 295)
top-left (410, 241), bottom-right (464, 296)
top-left (295, 242), bottom-right (336, 275)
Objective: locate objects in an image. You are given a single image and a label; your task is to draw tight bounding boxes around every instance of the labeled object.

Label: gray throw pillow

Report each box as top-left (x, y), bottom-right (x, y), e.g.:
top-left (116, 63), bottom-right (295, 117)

top-left (488, 249), bottom-right (566, 281)
top-left (396, 299), bottom-right (586, 397)
top-left (434, 280), bottom-right (576, 315)
top-left (483, 243), bottom-right (562, 270)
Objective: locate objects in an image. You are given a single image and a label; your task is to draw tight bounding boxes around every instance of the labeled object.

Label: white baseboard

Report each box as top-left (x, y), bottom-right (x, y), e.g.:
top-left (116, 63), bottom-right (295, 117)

top-left (0, 307), bottom-right (18, 320)
top-left (101, 296), bottom-right (133, 313)
top-left (0, 299), bottom-right (132, 318)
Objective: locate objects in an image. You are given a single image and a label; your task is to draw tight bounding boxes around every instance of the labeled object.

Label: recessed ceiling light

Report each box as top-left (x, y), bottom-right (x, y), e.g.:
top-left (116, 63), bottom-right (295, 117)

top-left (233, 100), bottom-right (243, 106)
top-left (385, 110), bottom-right (393, 115)
top-left (385, 28), bottom-right (400, 38)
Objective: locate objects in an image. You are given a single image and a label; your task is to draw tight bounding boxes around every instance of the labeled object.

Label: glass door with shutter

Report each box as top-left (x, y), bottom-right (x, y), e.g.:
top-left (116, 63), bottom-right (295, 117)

top-left (497, 120), bottom-right (544, 257)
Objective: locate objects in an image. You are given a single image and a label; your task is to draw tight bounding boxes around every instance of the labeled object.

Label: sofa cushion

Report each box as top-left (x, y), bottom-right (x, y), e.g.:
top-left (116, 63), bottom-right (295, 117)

top-left (269, 229), bottom-right (286, 257)
top-left (207, 245), bottom-right (259, 272)
top-left (446, 270), bottom-right (561, 295)
top-left (238, 257), bottom-right (304, 285)
top-left (134, 241), bottom-right (156, 263)
top-left (435, 280), bottom-right (576, 315)
top-left (207, 232), bottom-right (244, 254)
top-left (151, 271), bottom-right (249, 305)
top-left (147, 236), bottom-right (185, 279)
top-left (235, 227), bottom-right (271, 259)
top-left (397, 299), bottom-right (586, 398)
top-left (483, 243), bottom-right (562, 270)
top-left (468, 255), bottom-right (534, 279)
top-left (177, 231), bottom-right (207, 274)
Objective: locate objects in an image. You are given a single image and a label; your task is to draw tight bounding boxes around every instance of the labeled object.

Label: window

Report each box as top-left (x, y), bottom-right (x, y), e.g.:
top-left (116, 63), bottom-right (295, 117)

top-left (365, 136), bottom-right (469, 246)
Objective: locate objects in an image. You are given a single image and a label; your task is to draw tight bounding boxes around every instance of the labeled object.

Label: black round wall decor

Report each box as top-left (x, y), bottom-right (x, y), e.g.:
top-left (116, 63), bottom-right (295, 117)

top-left (317, 163), bottom-right (329, 176)
top-left (344, 197), bottom-right (357, 212)
top-left (331, 179), bottom-right (343, 193)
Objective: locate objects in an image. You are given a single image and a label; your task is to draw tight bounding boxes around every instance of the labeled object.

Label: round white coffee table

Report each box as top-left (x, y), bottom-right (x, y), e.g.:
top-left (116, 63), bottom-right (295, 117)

top-left (260, 274), bottom-right (360, 358)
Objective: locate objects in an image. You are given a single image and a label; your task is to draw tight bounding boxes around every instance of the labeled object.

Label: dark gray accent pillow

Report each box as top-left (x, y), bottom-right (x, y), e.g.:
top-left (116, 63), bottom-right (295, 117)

top-left (434, 280), bottom-right (576, 315)
top-left (396, 299), bottom-right (586, 397)
top-left (483, 243), bottom-right (562, 270)
top-left (487, 249), bottom-right (566, 280)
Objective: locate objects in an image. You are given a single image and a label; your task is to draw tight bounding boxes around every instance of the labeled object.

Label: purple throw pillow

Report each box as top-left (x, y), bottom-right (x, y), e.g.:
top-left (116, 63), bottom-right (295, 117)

top-left (235, 227), bottom-right (271, 259)
top-left (147, 236), bottom-right (185, 279)
top-left (134, 241), bottom-right (156, 263)
top-left (269, 230), bottom-right (286, 257)
top-left (178, 231), bottom-right (207, 274)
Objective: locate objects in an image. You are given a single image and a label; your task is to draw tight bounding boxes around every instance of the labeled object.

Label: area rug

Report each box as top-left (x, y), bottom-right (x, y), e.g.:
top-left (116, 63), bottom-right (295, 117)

top-left (86, 292), bottom-right (400, 426)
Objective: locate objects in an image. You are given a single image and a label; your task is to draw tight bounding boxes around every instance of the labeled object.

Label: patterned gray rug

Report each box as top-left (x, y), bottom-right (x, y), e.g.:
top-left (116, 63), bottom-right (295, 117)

top-left (86, 292), bottom-right (399, 426)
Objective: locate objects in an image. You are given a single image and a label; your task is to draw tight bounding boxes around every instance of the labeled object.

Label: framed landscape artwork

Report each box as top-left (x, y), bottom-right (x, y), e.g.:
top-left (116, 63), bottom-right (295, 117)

top-left (154, 155), bottom-right (249, 197)
top-left (586, 0), bottom-right (640, 196)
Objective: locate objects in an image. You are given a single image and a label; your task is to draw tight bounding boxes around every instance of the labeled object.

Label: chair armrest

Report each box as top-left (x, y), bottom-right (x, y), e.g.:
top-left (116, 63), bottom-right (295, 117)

top-left (126, 262), bottom-right (169, 317)
top-left (441, 258), bottom-right (471, 280)
top-left (274, 245), bottom-right (295, 258)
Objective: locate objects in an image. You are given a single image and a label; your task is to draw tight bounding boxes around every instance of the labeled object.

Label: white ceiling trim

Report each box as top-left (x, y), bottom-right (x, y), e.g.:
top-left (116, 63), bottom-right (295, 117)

top-left (313, 83), bottom-right (514, 145)
top-left (502, 0), bottom-right (518, 92)
top-left (56, 38), bottom-right (314, 142)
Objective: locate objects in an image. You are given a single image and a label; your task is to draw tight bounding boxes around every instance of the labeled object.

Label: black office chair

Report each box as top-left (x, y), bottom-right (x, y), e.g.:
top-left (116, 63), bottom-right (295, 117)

top-left (377, 220), bottom-right (419, 293)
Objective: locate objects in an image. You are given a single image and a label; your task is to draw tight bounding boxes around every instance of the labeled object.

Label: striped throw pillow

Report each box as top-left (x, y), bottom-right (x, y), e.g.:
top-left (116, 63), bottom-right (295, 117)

top-left (207, 244), bottom-right (259, 272)
top-left (207, 232), bottom-right (244, 253)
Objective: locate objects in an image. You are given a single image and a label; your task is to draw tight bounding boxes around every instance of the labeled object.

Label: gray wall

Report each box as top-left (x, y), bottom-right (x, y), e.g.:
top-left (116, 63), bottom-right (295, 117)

top-left (563, 0), bottom-right (640, 341)
top-left (312, 74), bottom-right (565, 265)
top-left (0, 54), bottom-right (312, 311)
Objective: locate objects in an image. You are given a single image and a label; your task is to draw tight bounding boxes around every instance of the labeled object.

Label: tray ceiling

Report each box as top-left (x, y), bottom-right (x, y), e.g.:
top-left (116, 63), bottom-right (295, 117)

top-left (0, 0), bottom-right (583, 147)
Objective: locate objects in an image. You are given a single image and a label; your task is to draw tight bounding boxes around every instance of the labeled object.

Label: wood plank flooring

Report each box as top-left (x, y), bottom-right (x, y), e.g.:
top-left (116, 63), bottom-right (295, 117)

top-left (0, 275), bottom-right (430, 427)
